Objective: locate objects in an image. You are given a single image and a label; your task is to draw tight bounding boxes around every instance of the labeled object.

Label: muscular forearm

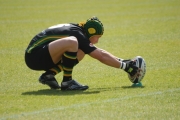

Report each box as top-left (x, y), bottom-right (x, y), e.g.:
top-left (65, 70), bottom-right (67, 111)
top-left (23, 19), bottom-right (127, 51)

top-left (92, 49), bottom-right (121, 68)
top-left (100, 50), bottom-right (121, 68)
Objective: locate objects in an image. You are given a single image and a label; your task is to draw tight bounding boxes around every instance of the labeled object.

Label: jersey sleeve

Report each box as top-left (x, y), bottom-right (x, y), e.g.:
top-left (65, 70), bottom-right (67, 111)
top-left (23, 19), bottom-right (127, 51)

top-left (74, 31), bottom-right (97, 54)
top-left (79, 40), bottom-right (97, 54)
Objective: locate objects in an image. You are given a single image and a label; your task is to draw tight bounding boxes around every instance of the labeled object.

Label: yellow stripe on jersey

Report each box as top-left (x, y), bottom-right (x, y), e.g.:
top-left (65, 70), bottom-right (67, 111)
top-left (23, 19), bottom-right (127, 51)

top-left (27, 35), bottom-right (68, 53)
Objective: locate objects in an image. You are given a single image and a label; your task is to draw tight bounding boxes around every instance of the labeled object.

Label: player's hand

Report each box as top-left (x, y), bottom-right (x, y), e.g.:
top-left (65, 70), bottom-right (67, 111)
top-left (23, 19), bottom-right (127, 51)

top-left (120, 60), bottom-right (140, 77)
top-left (119, 59), bottom-right (142, 77)
top-left (129, 67), bottom-right (142, 79)
top-left (124, 60), bottom-right (139, 76)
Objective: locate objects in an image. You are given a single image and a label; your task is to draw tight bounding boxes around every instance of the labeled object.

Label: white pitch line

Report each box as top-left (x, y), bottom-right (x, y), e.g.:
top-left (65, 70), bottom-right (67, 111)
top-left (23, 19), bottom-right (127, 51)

top-left (1, 87), bottom-right (180, 120)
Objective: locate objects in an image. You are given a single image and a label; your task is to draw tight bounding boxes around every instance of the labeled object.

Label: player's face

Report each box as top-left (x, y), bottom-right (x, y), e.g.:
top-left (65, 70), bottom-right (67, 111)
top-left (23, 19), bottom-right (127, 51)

top-left (89, 35), bottom-right (102, 44)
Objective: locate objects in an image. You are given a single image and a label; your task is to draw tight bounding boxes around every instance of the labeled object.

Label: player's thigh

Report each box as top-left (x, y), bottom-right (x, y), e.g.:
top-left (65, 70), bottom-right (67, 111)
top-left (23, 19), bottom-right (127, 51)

top-left (48, 36), bottom-right (78, 64)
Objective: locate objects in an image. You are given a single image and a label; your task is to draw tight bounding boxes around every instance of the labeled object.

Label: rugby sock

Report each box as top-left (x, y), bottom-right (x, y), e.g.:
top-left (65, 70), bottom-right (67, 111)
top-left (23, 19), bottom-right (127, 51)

top-left (62, 52), bottom-right (77, 82)
top-left (49, 63), bottom-right (63, 75)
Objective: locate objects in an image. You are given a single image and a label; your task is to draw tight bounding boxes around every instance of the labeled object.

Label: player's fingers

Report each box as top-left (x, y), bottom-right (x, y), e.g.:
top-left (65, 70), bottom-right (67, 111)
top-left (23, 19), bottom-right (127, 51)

top-left (137, 73), bottom-right (141, 78)
top-left (138, 68), bottom-right (142, 72)
top-left (136, 68), bottom-right (142, 78)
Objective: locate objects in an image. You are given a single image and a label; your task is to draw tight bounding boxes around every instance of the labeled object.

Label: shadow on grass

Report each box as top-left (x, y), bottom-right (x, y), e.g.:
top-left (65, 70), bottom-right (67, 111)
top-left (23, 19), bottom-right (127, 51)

top-left (90, 86), bottom-right (145, 92)
top-left (21, 89), bottom-right (100, 96)
top-left (22, 86), bottom-right (145, 96)
top-left (121, 86), bottom-right (145, 89)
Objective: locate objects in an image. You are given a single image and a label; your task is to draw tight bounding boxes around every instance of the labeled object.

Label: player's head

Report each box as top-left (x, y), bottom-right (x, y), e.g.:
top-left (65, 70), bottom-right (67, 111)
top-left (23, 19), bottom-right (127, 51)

top-left (83, 16), bottom-right (104, 38)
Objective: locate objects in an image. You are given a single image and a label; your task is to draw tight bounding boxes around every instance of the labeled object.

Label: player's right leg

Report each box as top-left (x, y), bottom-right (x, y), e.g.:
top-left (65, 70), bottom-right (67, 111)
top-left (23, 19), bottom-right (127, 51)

top-left (47, 36), bottom-right (88, 90)
top-left (48, 36), bottom-right (79, 64)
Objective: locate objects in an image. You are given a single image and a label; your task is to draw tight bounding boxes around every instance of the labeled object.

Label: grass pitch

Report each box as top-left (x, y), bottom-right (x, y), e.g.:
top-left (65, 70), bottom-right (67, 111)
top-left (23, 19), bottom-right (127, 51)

top-left (0, 0), bottom-right (180, 120)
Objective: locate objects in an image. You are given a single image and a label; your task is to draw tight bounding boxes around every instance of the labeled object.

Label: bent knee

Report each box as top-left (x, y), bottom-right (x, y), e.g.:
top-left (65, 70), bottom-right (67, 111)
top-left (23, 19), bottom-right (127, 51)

top-left (66, 36), bottom-right (78, 51)
top-left (69, 36), bottom-right (77, 41)
top-left (67, 36), bottom-right (78, 46)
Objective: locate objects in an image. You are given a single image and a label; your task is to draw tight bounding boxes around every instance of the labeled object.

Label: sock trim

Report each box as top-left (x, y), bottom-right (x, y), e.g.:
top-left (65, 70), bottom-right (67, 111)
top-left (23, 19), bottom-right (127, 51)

top-left (49, 69), bottom-right (58, 74)
top-left (58, 64), bottom-right (63, 71)
top-left (63, 53), bottom-right (77, 59)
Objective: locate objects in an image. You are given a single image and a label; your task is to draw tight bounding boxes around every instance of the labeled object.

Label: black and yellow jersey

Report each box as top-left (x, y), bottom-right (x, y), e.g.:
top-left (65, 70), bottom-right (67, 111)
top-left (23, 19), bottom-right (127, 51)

top-left (26, 23), bottom-right (97, 54)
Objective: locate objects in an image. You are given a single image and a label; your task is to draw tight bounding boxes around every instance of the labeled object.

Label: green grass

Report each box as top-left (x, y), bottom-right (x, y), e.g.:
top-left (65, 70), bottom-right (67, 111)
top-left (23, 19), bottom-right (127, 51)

top-left (0, 0), bottom-right (180, 119)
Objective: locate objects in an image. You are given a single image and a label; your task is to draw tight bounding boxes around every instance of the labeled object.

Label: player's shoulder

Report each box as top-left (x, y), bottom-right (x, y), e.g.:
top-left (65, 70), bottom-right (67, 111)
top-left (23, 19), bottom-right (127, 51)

top-left (69, 24), bottom-right (86, 37)
top-left (47, 23), bottom-right (71, 29)
top-left (70, 23), bottom-right (84, 32)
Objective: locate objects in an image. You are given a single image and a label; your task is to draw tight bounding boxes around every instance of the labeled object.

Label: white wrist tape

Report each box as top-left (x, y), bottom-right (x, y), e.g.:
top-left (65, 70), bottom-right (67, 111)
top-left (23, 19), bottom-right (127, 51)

top-left (120, 61), bottom-right (126, 70)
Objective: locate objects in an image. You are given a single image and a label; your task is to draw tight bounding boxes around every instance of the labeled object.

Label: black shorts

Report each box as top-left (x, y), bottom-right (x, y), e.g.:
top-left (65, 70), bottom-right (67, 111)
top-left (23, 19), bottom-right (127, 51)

top-left (25, 45), bottom-right (56, 71)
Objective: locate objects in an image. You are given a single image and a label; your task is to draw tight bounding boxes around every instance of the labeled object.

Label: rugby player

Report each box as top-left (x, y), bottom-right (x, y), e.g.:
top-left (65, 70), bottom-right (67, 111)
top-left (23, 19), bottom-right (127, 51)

top-left (25, 16), bottom-right (140, 90)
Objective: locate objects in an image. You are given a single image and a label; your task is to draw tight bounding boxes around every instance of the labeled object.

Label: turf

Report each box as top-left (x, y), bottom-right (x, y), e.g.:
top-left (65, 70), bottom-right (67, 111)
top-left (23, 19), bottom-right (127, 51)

top-left (0, 0), bottom-right (180, 120)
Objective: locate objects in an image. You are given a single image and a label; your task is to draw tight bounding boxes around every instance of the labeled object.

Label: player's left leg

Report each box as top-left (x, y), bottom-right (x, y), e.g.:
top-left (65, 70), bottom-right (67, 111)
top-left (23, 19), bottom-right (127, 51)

top-left (60, 49), bottom-right (88, 90)
top-left (60, 49), bottom-right (85, 82)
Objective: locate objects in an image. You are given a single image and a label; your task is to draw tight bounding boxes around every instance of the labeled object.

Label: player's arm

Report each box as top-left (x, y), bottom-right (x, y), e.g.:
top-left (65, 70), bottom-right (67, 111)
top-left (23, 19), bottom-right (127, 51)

top-left (89, 48), bottom-right (140, 76)
top-left (89, 48), bottom-right (120, 68)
